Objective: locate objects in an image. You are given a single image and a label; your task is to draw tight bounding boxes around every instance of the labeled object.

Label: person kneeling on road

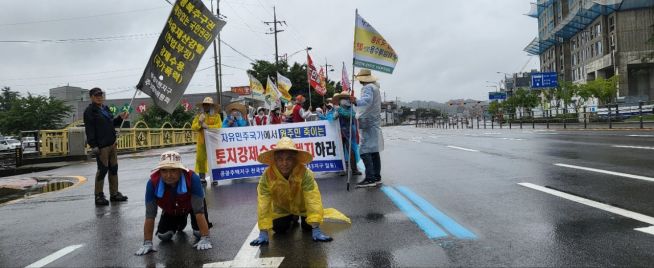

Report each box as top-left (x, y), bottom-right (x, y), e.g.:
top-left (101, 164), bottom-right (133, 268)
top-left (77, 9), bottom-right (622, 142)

top-left (135, 151), bottom-right (213, 255)
top-left (250, 137), bottom-right (351, 246)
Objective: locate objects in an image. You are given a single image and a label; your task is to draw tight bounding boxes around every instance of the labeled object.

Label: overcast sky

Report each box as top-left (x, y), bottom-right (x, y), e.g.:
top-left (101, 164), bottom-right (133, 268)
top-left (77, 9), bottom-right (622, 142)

top-left (0, 0), bottom-right (539, 103)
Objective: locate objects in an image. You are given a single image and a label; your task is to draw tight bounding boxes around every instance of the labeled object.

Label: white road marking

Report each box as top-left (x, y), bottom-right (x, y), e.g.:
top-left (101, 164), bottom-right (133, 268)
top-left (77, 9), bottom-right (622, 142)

top-left (634, 226), bottom-right (654, 235)
top-left (446, 146), bottom-right (479, 152)
top-left (627, 134), bottom-right (654, 137)
top-left (203, 224), bottom-right (284, 268)
top-left (611, 145), bottom-right (654, 150)
top-left (518, 182), bottom-right (654, 235)
top-left (25, 244), bottom-right (84, 268)
top-left (499, 137), bottom-right (525, 141)
top-left (554, 163), bottom-right (654, 183)
top-left (483, 132), bottom-right (501, 135)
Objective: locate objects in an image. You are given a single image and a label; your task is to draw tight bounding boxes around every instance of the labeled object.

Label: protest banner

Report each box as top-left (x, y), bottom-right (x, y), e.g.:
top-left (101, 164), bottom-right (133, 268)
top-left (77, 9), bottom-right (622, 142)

top-left (137, 0), bottom-right (226, 113)
top-left (205, 120), bottom-right (345, 180)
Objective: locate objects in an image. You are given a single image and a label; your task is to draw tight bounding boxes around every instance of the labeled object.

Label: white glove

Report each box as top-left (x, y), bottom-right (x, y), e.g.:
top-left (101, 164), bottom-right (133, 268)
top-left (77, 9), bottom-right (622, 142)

top-left (199, 113), bottom-right (206, 123)
top-left (193, 236), bottom-right (212, 251)
top-left (201, 123), bottom-right (209, 129)
top-left (135, 240), bottom-right (156, 256)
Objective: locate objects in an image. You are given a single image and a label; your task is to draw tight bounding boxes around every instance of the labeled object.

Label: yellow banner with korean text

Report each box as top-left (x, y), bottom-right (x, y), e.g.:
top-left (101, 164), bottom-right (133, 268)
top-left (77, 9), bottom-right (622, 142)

top-left (353, 12), bottom-right (398, 74)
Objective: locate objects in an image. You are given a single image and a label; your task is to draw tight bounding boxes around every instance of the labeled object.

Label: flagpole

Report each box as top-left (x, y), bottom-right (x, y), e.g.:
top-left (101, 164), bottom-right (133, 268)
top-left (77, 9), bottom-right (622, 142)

top-left (347, 8), bottom-right (358, 192)
top-left (119, 87), bottom-right (139, 130)
top-left (306, 51), bottom-right (313, 109)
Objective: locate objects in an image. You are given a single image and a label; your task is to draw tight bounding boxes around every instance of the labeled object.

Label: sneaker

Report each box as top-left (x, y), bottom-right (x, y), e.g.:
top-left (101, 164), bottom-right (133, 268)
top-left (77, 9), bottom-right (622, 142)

top-left (355, 179), bottom-right (376, 188)
top-left (110, 192), bottom-right (128, 202)
top-left (352, 170), bottom-right (363, 176)
top-left (338, 171), bottom-right (346, 176)
top-left (200, 179), bottom-right (207, 184)
top-left (95, 192), bottom-right (109, 206)
top-left (212, 180), bottom-right (219, 186)
top-left (373, 178), bottom-right (383, 186)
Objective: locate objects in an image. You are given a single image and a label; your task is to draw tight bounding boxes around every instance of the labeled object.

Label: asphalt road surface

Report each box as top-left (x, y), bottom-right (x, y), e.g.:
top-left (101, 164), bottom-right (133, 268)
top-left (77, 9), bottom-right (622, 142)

top-left (1, 126), bottom-right (654, 267)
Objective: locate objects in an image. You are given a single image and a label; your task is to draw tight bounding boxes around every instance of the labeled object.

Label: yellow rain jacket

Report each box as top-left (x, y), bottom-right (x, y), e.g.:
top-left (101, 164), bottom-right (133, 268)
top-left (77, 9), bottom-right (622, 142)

top-left (191, 112), bottom-right (222, 173)
top-left (257, 164), bottom-right (350, 230)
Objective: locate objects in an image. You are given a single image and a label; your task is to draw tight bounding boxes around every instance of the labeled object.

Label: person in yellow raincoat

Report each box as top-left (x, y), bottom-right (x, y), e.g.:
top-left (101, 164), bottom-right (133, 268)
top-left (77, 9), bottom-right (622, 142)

top-left (250, 137), bottom-right (350, 246)
top-left (191, 97), bottom-right (222, 185)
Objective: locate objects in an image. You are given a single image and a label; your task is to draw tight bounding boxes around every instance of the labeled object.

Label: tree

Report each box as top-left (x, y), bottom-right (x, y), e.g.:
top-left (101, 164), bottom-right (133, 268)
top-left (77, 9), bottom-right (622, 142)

top-left (586, 75), bottom-right (619, 105)
top-left (488, 101), bottom-right (503, 119)
top-left (0, 93), bottom-right (72, 134)
top-left (0, 87), bottom-right (20, 112)
top-left (137, 104), bottom-right (195, 128)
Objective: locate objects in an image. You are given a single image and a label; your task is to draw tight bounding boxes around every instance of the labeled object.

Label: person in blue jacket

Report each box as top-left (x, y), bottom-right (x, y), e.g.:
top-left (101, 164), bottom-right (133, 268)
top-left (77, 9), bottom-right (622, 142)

top-left (223, 101), bottom-right (249, 127)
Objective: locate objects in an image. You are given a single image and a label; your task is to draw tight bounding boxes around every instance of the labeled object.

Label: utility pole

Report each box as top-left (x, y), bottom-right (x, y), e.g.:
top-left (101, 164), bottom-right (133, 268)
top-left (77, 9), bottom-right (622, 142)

top-left (211, 0), bottom-right (224, 106)
top-left (264, 6), bottom-right (285, 68)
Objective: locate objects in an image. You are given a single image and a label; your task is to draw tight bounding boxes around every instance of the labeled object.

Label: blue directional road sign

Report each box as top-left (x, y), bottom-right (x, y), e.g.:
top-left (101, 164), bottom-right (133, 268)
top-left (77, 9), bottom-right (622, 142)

top-left (531, 72), bottom-right (558, 89)
top-left (489, 92), bottom-right (507, 100)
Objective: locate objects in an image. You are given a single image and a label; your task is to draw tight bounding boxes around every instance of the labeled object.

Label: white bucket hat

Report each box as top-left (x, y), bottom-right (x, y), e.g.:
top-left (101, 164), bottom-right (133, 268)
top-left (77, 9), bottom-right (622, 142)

top-left (153, 151), bottom-right (188, 172)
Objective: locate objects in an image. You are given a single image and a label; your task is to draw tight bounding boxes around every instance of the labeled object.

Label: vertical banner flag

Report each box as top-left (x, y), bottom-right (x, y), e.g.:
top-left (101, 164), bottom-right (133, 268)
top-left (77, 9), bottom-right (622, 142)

top-left (265, 76), bottom-right (281, 109)
top-left (319, 67), bottom-right (327, 94)
top-left (353, 12), bottom-right (398, 74)
top-left (248, 73), bottom-right (265, 96)
top-left (206, 120), bottom-right (346, 180)
top-left (137, 0), bottom-right (226, 113)
top-left (276, 72), bottom-right (293, 103)
top-left (307, 54), bottom-right (326, 95)
top-left (341, 62), bottom-right (350, 93)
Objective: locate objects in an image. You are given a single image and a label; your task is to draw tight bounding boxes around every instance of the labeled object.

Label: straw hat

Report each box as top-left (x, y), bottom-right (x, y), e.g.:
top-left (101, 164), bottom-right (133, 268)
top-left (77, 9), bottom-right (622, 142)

top-left (331, 91), bottom-right (355, 104)
top-left (355, 69), bottom-right (378, 83)
top-left (153, 151), bottom-right (188, 172)
top-left (225, 101), bottom-right (248, 116)
top-left (195, 96), bottom-right (221, 111)
top-left (257, 137), bottom-right (313, 166)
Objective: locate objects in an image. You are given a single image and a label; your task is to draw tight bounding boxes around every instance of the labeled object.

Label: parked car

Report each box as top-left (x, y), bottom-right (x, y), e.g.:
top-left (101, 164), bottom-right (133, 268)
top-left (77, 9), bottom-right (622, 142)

top-left (6, 139), bottom-right (21, 150)
top-left (21, 137), bottom-right (38, 152)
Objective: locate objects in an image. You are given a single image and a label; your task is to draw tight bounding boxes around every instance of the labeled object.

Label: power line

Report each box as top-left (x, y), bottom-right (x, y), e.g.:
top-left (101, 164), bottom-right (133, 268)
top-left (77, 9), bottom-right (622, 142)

top-left (0, 33), bottom-right (160, 44)
top-left (220, 40), bottom-right (256, 63)
top-left (0, 7), bottom-right (167, 27)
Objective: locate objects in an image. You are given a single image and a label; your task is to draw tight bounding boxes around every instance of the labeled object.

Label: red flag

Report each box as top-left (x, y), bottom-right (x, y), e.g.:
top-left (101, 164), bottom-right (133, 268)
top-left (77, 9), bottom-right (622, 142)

top-left (341, 62), bottom-right (351, 95)
top-left (307, 54), bottom-right (326, 96)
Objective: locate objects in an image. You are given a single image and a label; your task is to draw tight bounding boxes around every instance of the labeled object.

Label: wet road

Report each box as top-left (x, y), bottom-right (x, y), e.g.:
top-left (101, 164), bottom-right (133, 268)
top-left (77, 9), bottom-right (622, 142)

top-left (1, 126), bottom-right (654, 267)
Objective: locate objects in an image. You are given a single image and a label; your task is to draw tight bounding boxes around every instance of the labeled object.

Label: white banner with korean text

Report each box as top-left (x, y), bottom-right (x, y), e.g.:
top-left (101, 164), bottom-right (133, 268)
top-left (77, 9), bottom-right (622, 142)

top-left (205, 120), bottom-right (345, 180)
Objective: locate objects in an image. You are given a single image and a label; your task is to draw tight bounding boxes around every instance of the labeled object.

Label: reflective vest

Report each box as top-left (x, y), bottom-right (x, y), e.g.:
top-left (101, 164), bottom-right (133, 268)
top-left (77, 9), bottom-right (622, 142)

top-left (149, 170), bottom-right (194, 216)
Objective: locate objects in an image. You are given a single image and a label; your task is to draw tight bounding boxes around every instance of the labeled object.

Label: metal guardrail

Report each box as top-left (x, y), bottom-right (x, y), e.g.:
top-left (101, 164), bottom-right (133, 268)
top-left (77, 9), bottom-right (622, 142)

top-left (38, 121), bottom-right (197, 157)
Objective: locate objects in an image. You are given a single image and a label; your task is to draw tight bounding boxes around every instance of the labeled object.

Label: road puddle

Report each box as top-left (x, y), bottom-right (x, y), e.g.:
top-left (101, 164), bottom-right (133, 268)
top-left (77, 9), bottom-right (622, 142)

top-left (0, 178), bottom-right (75, 204)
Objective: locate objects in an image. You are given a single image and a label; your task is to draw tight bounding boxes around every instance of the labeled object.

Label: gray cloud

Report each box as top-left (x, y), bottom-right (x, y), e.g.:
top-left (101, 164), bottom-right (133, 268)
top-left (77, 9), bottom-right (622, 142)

top-left (0, 0), bottom-right (538, 102)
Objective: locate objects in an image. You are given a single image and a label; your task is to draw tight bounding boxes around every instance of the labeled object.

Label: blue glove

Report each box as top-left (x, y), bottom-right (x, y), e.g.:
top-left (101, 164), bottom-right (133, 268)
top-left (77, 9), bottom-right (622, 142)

top-left (249, 231), bottom-right (269, 246)
top-left (311, 227), bottom-right (333, 242)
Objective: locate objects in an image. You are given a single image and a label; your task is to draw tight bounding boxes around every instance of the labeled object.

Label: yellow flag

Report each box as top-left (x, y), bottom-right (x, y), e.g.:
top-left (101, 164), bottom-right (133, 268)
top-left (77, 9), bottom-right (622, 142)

top-left (265, 76), bottom-right (280, 109)
top-left (248, 73), bottom-right (265, 95)
top-left (276, 72), bottom-right (293, 103)
top-left (354, 12), bottom-right (398, 74)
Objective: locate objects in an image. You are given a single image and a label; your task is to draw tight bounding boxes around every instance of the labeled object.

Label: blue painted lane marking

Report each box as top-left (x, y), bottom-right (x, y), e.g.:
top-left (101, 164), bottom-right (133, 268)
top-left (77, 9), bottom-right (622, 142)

top-left (397, 186), bottom-right (477, 239)
top-left (381, 186), bottom-right (448, 239)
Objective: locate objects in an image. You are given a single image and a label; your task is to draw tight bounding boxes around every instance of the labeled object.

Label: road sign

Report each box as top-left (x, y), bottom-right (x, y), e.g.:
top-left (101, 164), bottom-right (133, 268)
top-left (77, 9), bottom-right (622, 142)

top-left (531, 72), bottom-right (558, 89)
top-left (488, 92), bottom-right (507, 100)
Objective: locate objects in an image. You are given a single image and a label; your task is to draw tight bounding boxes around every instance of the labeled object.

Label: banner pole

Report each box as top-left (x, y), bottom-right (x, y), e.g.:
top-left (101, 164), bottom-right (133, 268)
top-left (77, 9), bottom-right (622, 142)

top-left (119, 87), bottom-right (139, 130)
top-left (347, 9), bottom-right (358, 192)
top-left (307, 51), bottom-right (313, 109)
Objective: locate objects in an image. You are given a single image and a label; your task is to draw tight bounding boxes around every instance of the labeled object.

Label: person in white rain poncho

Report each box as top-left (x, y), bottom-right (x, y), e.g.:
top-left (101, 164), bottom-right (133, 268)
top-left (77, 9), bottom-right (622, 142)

top-left (353, 69), bottom-right (384, 188)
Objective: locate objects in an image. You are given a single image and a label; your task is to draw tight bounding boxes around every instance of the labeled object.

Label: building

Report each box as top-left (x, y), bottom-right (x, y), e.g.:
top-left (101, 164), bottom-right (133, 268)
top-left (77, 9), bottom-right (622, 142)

top-left (502, 71), bottom-right (535, 95)
top-left (49, 86), bottom-right (265, 126)
top-left (524, 0), bottom-right (654, 102)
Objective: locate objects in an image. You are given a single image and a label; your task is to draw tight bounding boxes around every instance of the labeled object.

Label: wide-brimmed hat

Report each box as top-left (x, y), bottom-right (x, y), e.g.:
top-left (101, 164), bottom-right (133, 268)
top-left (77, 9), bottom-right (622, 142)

top-left (355, 69), bottom-right (378, 83)
top-left (332, 91), bottom-right (355, 104)
top-left (225, 101), bottom-right (248, 116)
top-left (195, 96), bottom-right (221, 111)
top-left (153, 151), bottom-right (188, 172)
top-left (257, 137), bottom-right (313, 166)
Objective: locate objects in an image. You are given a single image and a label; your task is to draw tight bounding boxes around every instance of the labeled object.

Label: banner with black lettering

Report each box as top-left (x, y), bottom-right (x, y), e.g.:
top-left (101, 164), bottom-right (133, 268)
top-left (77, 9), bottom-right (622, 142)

top-left (137, 0), bottom-right (226, 113)
top-left (205, 121), bottom-right (346, 180)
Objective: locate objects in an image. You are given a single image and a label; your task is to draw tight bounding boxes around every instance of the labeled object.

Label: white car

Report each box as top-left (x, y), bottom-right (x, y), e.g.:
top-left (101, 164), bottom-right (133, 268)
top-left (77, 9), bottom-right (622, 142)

top-left (0, 139), bottom-right (21, 151)
top-left (21, 137), bottom-right (39, 152)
